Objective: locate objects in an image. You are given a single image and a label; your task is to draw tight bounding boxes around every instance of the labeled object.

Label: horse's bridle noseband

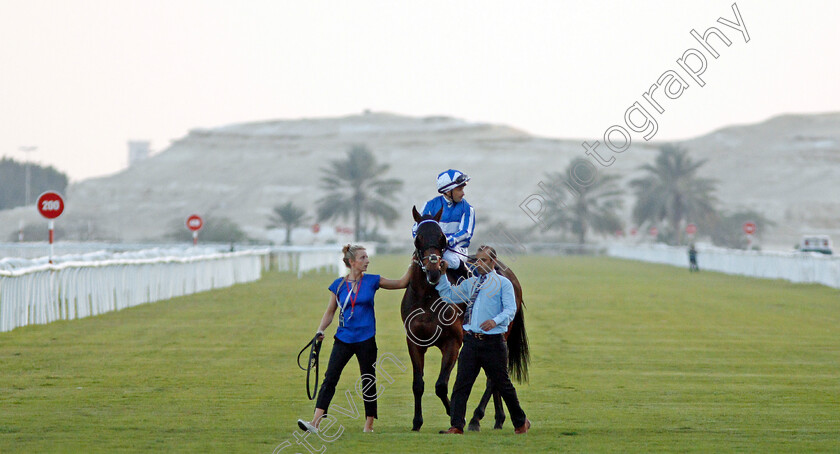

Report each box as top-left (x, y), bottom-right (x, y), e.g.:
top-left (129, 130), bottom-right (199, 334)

top-left (414, 219), bottom-right (446, 274)
top-left (414, 249), bottom-right (441, 273)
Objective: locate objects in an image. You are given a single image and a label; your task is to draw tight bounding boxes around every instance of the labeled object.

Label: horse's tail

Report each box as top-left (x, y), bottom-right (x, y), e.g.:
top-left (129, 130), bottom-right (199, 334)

top-left (507, 299), bottom-right (530, 383)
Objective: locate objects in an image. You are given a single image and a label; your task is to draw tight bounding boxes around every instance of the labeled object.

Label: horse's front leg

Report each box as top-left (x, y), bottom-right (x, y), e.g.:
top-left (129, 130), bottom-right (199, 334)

top-left (407, 340), bottom-right (427, 431)
top-left (435, 339), bottom-right (460, 416)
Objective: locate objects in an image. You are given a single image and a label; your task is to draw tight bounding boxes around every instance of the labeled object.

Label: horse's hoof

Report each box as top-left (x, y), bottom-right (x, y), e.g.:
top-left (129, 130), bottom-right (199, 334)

top-left (412, 427), bottom-right (421, 432)
top-left (467, 421), bottom-right (481, 432)
top-left (493, 421), bottom-right (504, 430)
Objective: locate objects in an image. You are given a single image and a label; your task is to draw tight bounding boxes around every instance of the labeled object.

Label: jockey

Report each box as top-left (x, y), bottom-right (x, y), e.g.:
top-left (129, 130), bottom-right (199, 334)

top-left (412, 169), bottom-right (475, 272)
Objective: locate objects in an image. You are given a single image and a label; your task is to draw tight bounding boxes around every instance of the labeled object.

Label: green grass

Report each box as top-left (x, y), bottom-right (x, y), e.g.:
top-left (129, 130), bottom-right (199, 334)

top-left (1, 256), bottom-right (839, 453)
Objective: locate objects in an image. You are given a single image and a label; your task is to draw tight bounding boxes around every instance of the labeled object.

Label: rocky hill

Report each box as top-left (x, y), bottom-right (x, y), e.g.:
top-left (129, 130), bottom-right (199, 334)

top-left (2, 112), bottom-right (838, 249)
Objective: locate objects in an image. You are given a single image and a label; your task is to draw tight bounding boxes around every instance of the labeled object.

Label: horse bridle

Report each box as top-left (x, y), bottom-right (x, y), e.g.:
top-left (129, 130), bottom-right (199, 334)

top-left (414, 219), bottom-right (445, 273)
top-left (414, 249), bottom-right (442, 273)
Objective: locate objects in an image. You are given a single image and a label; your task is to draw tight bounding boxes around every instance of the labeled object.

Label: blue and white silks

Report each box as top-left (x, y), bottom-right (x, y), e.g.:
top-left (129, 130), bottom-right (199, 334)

top-left (412, 195), bottom-right (475, 269)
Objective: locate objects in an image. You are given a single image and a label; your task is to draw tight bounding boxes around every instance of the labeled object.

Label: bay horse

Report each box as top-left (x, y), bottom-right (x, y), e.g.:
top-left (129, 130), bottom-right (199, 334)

top-left (401, 206), bottom-right (530, 432)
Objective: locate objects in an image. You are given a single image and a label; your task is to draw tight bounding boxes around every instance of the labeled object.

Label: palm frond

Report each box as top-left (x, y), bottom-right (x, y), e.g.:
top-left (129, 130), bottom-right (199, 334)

top-left (316, 193), bottom-right (352, 222)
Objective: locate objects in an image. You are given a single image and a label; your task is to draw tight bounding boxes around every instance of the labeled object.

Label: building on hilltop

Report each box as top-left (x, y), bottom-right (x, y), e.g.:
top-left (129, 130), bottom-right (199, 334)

top-left (128, 141), bottom-right (150, 167)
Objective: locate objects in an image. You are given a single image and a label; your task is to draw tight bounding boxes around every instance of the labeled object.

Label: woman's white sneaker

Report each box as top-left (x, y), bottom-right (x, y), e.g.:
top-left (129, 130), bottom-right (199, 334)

top-left (297, 419), bottom-right (319, 434)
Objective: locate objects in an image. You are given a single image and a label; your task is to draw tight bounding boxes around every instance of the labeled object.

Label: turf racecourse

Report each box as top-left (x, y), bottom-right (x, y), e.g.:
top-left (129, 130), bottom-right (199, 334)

top-left (1, 256), bottom-right (839, 453)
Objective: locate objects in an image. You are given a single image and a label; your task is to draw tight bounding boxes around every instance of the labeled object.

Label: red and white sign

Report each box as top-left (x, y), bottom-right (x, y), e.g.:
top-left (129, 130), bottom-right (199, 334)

top-left (743, 221), bottom-right (757, 235)
top-left (37, 191), bottom-right (65, 263)
top-left (336, 226), bottom-right (354, 235)
top-left (186, 215), bottom-right (204, 232)
top-left (686, 223), bottom-right (697, 235)
top-left (649, 226), bottom-right (659, 237)
top-left (37, 191), bottom-right (65, 219)
top-left (615, 229), bottom-right (624, 237)
top-left (630, 227), bottom-right (638, 236)
top-left (312, 223), bottom-right (321, 234)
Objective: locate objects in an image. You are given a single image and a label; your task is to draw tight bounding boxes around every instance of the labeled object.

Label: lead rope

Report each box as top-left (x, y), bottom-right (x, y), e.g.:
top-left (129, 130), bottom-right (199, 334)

top-left (296, 333), bottom-right (323, 401)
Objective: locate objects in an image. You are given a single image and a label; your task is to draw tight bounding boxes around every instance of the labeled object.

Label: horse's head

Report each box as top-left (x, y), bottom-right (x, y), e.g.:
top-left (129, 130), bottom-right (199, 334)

top-left (412, 205), bottom-right (446, 285)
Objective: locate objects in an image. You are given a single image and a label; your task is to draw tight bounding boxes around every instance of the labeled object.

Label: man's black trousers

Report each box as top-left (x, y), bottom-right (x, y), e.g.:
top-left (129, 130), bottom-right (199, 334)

top-left (449, 333), bottom-right (526, 429)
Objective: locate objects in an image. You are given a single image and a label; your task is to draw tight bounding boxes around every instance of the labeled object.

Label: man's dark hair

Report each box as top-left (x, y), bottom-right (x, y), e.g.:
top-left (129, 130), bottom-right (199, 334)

top-left (477, 245), bottom-right (497, 261)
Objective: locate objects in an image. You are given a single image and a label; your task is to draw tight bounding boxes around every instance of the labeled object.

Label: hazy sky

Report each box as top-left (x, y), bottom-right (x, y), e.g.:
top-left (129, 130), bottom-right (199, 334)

top-left (2, 0), bottom-right (839, 182)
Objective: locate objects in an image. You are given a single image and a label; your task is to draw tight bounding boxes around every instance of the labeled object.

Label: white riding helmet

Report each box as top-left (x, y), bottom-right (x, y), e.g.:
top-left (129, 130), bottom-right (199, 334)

top-left (437, 169), bottom-right (470, 194)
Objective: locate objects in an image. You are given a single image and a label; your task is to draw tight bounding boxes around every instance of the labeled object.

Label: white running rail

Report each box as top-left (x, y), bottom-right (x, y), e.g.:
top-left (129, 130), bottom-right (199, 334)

top-left (0, 249), bottom-right (269, 333)
top-left (0, 242), bottom-right (232, 260)
top-left (272, 244), bottom-right (377, 278)
top-left (607, 244), bottom-right (840, 289)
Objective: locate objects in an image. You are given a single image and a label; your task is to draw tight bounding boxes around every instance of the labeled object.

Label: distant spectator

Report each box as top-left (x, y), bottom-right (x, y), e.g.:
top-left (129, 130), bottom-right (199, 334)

top-left (688, 244), bottom-right (699, 272)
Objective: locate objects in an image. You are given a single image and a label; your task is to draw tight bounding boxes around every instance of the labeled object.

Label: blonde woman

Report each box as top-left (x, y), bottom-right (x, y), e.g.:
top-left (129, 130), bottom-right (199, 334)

top-left (298, 244), bottom-right (410, 433)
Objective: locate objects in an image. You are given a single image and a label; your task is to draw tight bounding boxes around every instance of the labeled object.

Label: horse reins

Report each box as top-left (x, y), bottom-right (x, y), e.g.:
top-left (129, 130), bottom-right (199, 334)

top-left (296, 333), bottom-right (323, 401)
top-left (444, 247), bottom-right (474, 261)
top-left (415, 219), bottom-right (478, 264)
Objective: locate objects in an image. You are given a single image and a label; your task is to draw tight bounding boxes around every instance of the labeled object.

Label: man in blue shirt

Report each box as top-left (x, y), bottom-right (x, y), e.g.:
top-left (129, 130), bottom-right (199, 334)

top-left (435, 245), bottom-right (531, 435)
top-left (413, 169), bottom-right (475, 274)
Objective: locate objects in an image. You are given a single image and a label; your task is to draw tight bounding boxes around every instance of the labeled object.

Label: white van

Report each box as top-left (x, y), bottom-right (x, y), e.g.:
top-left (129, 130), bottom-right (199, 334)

top-left (800, 235), bottom-right (833, 255)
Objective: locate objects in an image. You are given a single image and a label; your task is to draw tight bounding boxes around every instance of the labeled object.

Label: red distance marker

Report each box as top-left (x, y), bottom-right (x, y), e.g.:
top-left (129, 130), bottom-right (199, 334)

top-left (186, 215), bottom-right (204, 232)
top-left (186, 214), bottom-right (203, 246)
top-left (37, 191), bottom-right (65, 264)
top-left (37, 191), bottom-right (65, 219)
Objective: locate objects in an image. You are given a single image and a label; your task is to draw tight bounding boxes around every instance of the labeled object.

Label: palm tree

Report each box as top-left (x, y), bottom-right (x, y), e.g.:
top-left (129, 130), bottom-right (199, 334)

top-left (316, 145), bottom-right (403, 241)
top-left (268, 202), bottom-right (309, 245)
top-left (629, 144), bottom-right (717, 245)
top-left (543, 158), bottom-right (624, 244)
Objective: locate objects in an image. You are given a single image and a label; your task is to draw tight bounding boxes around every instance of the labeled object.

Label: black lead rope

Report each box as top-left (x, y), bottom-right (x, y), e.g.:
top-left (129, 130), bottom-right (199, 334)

top-left (296, 334), bottom-right (323, 401)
